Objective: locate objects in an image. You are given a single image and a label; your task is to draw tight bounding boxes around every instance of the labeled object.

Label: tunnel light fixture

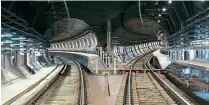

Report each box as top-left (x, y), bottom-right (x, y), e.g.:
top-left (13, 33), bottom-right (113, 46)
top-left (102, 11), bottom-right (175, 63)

top-left (162, 8), bottom-right (166, 12)
top-left (168, 0), bottom-right (172, 4)
top-left (158, 14), bottom-right (162, 17)
top-left (158, 20), bottom-right (160, 23)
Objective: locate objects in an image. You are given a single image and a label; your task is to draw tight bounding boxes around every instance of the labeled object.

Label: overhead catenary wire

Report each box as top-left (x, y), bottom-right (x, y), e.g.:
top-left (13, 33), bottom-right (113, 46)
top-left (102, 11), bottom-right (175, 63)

top-left (64, 0), bottom-right (70, 19)
top-left (138, 0), bottom-right (143, 30)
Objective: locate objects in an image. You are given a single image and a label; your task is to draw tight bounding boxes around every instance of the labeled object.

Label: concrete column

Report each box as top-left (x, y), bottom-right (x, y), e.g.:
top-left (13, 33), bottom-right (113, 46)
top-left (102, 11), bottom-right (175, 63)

top-left (108, 56), bottom-right (111, 68)
top-left (182, 49), bottom-right (185, 60)
top-left (105, 53), bottom-right (108, 67)
top-left (1, 52), bottom-right (5, 69)
top-left (176, 50), bottom-right (178, 60)
top-left (102, 51), bottom-right (105, 62)
top-left (96, 58), bottom-right (98, 74)
top-left (189, 49), bottom-right (195, 60)
top-left (43, 52), bottom-right (52, 66)
top-left (174, 50), bottom-right (176, 60)
top-left (33, 53), bottom-right (42, 69)
top-left (179, 50), bottom-right (182, 60)
top-left (178, 50), bottom-right (181, 60)
top-left (1, 53), bottom-right (15, 84)
top-left (106, 19), bottom-right (111, 56)
top-left (4, 53), bottom-right (23, 78)
top-left (16, 52), bottom-right (29, 75)
top-left (172, 50), bottom-right (175, 60)
top-left (100, 47), bottom-right (102, 57)
top-left (114, 57), bottom-right (117, 74)
top-left (31, 52), bottom-right (40, 70)
top-left (34, 53), bottom-right (43, 68)
top-left (27, 53), bottom-right (34, 70)
top-left (170, 50), bottom-right (172, 60)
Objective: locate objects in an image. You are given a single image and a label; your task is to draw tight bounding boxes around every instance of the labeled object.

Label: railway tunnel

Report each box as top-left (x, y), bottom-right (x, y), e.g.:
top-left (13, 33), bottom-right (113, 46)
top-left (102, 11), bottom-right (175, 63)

top-left (1, 1), bottom-right (209, 105)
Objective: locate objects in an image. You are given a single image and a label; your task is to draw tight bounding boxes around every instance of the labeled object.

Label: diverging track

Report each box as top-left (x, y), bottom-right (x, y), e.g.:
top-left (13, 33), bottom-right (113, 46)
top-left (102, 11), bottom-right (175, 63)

top-left (118, 52), bottom-right (194, 105)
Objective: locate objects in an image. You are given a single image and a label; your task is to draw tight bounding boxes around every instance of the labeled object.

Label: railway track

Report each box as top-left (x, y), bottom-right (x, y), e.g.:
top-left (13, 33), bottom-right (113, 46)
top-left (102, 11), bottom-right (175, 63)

top-left (118, 52), bottom-right (194, 105)
top-left (28, 59), bottom-right (93, 105)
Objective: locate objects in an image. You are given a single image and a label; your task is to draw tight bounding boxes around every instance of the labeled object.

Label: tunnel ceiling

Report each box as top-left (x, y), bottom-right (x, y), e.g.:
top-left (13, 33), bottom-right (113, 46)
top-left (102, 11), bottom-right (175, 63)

top-left (2, 1), bottom-right (209, 46)
top-left (113, 18), bottom-right (164, 45)
top-left (45, 18), bottom-right (91, 42)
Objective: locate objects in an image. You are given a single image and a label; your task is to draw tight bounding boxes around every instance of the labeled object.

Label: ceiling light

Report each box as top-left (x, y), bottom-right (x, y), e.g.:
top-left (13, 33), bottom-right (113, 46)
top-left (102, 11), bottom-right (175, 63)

top-left (158, 20), bottom-right (160, 23)
top-left (158, 14), bottom-right (162, 17)
top-left (162, 8), bottom-right (166, 12)
top-left (168, 0), bottom-right (172, 4)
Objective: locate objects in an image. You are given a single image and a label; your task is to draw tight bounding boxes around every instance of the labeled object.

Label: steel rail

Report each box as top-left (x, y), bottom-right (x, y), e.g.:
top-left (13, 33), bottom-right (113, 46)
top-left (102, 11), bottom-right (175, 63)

top-left (74, 61), bottom-right (85, 105)
top-left (127, 51), bottom-right (193, 105)
top-left (23, 64), bottom-right (67, 105)
top-left (2, 64), bottom-right (61, 105)
top-left (23, 58), bottom-right (90, 105)
top-left (146, 56), bottom-right (193, 105)
top-left (57, 56), bottom-right (89, 105)
top-left (123, 52), bottom-right (154, 105)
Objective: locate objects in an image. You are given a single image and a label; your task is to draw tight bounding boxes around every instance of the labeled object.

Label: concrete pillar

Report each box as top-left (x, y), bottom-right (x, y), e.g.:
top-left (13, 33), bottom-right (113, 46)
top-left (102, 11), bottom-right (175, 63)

top-left (114, 57), bottom-right (117, 74)
top-left (100, 47), bottom-right (102, 57)
top-left (189, 49), bottom-right (195, 60)
top-left (33, 53), bottom-right (42, 69)
top-left (174, 50), bottom-right (176, 60)
top-left (105, 53), bottom-right (108, 67)
top-left (178, 50), bottom-right (181, 60)
top-left (1, 52), bottom-right (5, 69)
top-left (27, 52), bottom-right (34, 70)
top-left (96, 58), bottom-right (98, 74)
top-left (173, 51), bottom-right (175, 60)
top-left (182, 49), bottom-right (185, 60)
top-left (108, 56), bottom-right (111, 68)
top-left (106, 19), bottom-right (111, 55)
top-left (31, 52), bottom-right (40, 70)
top-left (102, 51), bottom-right (104, 62)
top-left (16, 52), bottom-right (29, 75)
top-left (179, 50), bottom-right (182, 60)
top-left (34, 53), bottom-right (43, 68)
top-left (176, 50), bottom-right (178, 60)
top-left (4, 53), bottom-right (23, 77)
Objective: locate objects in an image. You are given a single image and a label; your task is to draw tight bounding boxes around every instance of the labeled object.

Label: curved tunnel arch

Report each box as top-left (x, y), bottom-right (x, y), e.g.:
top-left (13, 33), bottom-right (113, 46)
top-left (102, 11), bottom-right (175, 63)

top-left (113, 18), bottom-right (167, 45)
top-left (47, 18), bottom-right (98, 52)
